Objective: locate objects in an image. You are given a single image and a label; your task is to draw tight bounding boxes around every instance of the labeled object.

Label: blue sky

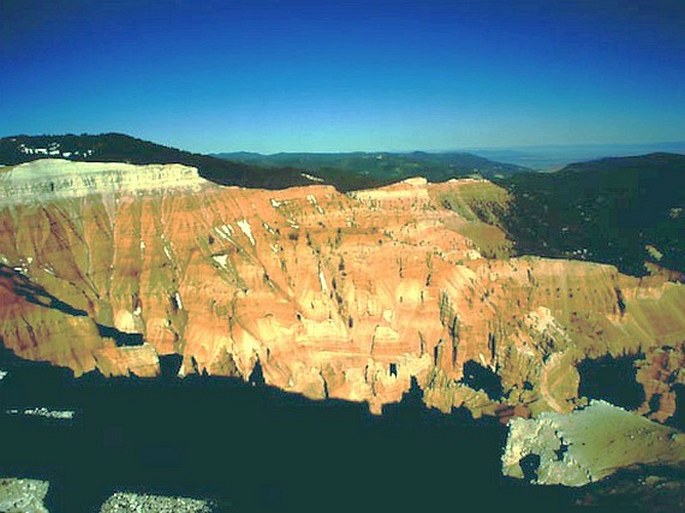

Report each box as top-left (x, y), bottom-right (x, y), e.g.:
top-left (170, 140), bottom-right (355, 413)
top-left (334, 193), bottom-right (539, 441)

top-left (1, 0), bottom-right (684, 153)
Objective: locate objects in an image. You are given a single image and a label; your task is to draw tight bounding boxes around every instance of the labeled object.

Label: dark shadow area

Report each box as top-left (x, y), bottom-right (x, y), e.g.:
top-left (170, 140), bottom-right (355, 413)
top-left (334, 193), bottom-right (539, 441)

top-left (460, 360), bottom-right (503, 400)
top-left (671, 384), bottom-right (685, 431)
top-left (0, 265), bottom-right (144, 348)
top-left (554, 442), bottom-right (569, 462)
top-left (95, 324), bottom-right (144, 347)
top-left (248, 358), bottom-right (265, 385)
top-left (0, 351), bottom-right (626, 513)
top-left (158, 354), bottom-right (183, 380)
top-left (520, 454), bottom-right (541, 482)
top-left (0, 265), bottom-right (87, 317)
top-left (577, 354), bottom-right (645, 410)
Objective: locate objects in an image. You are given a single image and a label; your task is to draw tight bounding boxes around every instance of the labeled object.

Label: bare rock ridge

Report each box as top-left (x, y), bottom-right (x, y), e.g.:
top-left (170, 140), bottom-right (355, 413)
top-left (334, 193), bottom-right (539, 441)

top-left (1, 159), bottom-right (684, 418)
top-left (0, 159), bottom-right (203, 205)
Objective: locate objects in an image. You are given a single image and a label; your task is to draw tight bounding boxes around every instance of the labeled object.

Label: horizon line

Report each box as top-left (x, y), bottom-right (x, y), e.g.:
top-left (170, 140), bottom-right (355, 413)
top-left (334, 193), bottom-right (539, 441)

top-left (3, 132), bottom-right (685, 156)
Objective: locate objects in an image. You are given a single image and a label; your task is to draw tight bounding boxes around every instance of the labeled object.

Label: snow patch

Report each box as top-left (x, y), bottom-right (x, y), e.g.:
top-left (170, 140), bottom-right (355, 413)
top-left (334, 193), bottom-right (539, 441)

top-left (213, 224), bottom-right (234, 241)
top-left (212, 254), bottom-right (229, 268)
top-left (7, 407), bottom-right (75, 420)
top-left (301, 172), bottom-right (324, 183)
top-left (262, 222), bottom-right (276, 235)
top-left (174, 292), bottom-right (183, 310)
top-left (237, 219), bottom-right (255, 245)
top-left (319, 269), bottom-right (328, 293)
top-left (307, 194), bottom-right (324, 214)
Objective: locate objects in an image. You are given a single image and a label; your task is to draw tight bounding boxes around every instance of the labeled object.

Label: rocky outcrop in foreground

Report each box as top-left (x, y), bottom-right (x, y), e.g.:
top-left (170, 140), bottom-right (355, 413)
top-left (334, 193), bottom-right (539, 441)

top-left (502, 400), bottom-right (685, 487)
top-left (0, 478), bottom-right (49, 513)
top-left (99, 492), bottom-right (215, 513)
top-left (0, 481), bottom-right (218, 513)
top-left (1, 159), bottom-right (684, 418)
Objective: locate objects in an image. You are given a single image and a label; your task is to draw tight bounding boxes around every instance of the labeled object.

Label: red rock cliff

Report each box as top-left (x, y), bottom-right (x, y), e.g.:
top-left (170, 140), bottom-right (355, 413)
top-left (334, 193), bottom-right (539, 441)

top-left (1, 160), bottom-right (684, 418)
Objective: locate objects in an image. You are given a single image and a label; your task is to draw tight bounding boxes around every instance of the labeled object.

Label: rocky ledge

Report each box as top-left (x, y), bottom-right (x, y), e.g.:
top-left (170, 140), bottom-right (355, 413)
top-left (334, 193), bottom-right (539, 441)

top-left (502, 400), bottom-right (685, 487)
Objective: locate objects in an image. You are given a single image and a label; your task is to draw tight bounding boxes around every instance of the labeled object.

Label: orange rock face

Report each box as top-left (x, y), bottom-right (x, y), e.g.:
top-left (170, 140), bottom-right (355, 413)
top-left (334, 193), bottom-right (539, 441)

top-left (1, 161), bottom-right (684, 418)
top-left (635, 343), bottom-right (685, 422)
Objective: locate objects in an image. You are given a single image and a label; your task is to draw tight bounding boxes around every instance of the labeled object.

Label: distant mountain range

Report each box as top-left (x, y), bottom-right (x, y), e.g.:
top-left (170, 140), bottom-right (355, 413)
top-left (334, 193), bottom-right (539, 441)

top-left (212, 150), bottom-right (532, 182)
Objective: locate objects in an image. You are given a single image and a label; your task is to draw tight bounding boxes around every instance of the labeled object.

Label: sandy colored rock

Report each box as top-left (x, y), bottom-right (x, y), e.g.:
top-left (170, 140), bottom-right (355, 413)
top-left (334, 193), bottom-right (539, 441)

top-left (635, 343), bottom-right (685, 422)
top-left (1, 160), bottom-right (684, 418)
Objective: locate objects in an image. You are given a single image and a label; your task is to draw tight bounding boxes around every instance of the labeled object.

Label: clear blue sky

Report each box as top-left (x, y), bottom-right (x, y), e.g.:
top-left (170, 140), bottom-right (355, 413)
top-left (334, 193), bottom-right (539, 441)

top-left (1, 0), bottom-right (684, 153)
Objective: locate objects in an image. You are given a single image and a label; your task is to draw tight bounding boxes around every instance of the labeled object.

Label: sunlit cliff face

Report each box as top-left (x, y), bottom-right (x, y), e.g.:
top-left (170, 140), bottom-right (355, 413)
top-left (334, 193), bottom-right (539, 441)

top-left (1, 159), bottom-right (684, 419)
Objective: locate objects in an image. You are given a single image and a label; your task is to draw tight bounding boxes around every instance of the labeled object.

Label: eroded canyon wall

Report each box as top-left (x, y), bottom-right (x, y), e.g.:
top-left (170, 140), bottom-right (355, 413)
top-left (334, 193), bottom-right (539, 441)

top-left (1, 159), bottom-right (684, 418)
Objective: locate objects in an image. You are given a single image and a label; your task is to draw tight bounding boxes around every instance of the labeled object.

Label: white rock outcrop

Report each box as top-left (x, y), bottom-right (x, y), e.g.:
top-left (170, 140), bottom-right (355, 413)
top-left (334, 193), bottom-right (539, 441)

top-left (0, 159), bottom-right (204, 205)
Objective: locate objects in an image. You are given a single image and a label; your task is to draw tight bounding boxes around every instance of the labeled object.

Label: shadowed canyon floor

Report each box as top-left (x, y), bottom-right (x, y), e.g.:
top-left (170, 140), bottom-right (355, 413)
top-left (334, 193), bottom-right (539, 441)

top-left (0, 352), bottom-right (631, 513)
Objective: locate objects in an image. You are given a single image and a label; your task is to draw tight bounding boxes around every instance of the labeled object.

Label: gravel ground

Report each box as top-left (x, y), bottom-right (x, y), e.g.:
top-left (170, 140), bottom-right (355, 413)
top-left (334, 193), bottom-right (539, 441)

top-left (0, 478), bottom-right (49, 513)
top-left (99, 492), bottom-right (217, 512)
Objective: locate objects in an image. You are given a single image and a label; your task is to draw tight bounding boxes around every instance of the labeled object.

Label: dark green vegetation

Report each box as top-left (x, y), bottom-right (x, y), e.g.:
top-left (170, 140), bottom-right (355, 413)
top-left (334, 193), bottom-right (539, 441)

top-left (494, 153), bottom-right (685, 277)
top-left (214, 149), bottom-right (531, 182)
top-left (0, 134), bottom-right (316, 190)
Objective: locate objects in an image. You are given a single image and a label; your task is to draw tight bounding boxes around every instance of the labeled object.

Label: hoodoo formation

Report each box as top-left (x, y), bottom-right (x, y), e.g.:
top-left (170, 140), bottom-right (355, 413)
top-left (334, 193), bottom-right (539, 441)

top-left (1, 159), bottom-right (684, 419)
